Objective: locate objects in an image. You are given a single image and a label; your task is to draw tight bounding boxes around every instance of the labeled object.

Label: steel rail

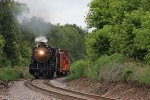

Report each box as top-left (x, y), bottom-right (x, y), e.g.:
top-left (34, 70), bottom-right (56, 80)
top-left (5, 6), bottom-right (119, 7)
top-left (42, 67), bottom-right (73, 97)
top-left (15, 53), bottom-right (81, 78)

top-left (43, 80), bottom-right (115, 100)
top-left (24, 79), bottom-right (85, 100)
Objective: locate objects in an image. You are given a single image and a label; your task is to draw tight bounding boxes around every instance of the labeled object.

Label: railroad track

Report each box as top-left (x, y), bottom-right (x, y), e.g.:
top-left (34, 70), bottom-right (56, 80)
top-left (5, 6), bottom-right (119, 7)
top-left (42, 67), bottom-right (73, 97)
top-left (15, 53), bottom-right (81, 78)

top-left (24, 79), bottom-right (115, 100)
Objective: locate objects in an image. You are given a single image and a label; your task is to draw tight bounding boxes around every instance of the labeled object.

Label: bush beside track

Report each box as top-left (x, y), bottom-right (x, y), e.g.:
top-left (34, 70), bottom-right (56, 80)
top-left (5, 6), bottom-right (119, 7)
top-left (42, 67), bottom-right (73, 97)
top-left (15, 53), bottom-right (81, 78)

top-left (0, 66), bottom-right (33, 81)
top-left (68, 53), bottom-right (150, 85)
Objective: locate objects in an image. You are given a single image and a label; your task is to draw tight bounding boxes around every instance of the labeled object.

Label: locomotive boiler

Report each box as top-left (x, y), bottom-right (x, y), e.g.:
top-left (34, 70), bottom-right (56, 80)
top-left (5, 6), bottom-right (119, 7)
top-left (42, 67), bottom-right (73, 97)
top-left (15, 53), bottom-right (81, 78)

top-left (29, 42), bottom-right (70, 78)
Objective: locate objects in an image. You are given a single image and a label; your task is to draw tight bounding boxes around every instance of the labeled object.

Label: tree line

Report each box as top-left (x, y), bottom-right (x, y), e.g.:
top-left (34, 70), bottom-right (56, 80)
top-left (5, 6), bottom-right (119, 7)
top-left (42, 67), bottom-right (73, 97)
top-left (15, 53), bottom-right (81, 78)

top-left (2, 0), bottom-right (149, 68)
top-left (0, 0), bottom-right (86, 67)
top-left (86, 0), bottom-right (150, 63)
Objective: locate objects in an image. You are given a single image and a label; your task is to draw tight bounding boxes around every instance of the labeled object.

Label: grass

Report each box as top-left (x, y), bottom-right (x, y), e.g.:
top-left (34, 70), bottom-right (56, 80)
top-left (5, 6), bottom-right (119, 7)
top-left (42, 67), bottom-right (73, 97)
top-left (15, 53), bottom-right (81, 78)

top-left (84, 53), bottom-right (126, 81)
top-left (0, 66), bottom-right (33, 81)
top-left (68, 53), bottom-right (150, 85)
top-left (18, 66), bottom-right (33, 79)
top-left (135, 67), bottom-right (150, 84)
top-left (0, 68), bottom-right (23, 81)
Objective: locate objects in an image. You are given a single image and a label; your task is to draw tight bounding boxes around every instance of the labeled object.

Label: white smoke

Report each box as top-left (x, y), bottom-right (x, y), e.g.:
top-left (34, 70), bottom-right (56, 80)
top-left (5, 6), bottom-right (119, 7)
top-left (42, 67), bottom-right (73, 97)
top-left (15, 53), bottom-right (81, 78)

top-left (35, 36), bottom-right (48, 43)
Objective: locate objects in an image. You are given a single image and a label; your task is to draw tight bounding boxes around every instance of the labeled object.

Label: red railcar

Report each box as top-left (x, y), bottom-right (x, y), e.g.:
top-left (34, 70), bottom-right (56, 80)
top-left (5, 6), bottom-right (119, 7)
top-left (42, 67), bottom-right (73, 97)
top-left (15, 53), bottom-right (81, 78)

top-left (56, 49), bottom-right (70, 76)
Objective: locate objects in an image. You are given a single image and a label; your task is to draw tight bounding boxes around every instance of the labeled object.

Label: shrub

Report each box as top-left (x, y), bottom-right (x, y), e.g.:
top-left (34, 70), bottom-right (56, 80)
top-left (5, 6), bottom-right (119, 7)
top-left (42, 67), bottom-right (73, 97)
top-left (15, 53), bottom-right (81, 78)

top-left (135, 67), bottom-right (150, 84)
top-left (122, 70), bottom-right (133, 82)
top-left (68, 53), bottom-right (150, 85)
top-left (0, 66), bottom-right (33, 81)
top-left (86, 63), bottom-right (99, 80)
top-left (87, 53), bottom-right (126, 81)
top-left (68, 60), bottom-right (91, 80)
top-left (101, 63), bottom-right (125, 82)
top-left (19, 66), bottom-right (33, 79)
top-left (20, 58), bottom-right (30, 66)
top-left (0, 67), bottom-right (23, 81)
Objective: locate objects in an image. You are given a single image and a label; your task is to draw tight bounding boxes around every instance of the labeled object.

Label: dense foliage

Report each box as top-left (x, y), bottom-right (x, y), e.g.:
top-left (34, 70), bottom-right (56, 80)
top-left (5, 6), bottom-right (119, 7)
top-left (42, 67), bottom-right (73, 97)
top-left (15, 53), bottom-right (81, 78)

top-left (86, 0), bottom-right (150, 62)
top-left (69, 54), bottom-right (150, 84)
top-left (47, 24), bottom-right (86, 61)
top-left (69, 0), bottom-right (150, 85)
top-left (0, 0), bottom-right (86, 67)
top-left (0, 0), bottom-right (24, 66)
top-left (0, 66), bottom-right (32, 81)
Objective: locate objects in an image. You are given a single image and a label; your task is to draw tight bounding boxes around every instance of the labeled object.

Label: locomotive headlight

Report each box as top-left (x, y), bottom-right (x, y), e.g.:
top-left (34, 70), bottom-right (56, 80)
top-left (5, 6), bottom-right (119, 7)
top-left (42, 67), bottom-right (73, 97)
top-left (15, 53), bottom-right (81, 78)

top-left (39, 50), bottom-right (45, 55)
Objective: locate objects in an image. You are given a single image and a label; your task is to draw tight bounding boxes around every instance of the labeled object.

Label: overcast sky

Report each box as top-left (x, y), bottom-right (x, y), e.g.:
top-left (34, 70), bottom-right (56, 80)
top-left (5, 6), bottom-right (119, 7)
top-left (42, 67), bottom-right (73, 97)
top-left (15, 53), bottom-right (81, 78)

top-left (15, 0), bottom-right (91, 28)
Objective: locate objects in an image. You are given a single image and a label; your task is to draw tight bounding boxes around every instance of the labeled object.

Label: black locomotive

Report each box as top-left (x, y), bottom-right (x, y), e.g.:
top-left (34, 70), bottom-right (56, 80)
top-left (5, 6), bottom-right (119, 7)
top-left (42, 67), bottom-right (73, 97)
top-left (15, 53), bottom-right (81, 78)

top-left (29, 42), bottom-right (70, 78)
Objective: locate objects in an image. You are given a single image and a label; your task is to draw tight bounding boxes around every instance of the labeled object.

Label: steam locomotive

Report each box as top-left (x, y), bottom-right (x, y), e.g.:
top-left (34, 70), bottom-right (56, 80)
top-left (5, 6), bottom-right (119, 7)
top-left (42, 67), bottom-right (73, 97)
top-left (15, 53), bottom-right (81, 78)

top-left (29, 42), bottom-right (70, 78)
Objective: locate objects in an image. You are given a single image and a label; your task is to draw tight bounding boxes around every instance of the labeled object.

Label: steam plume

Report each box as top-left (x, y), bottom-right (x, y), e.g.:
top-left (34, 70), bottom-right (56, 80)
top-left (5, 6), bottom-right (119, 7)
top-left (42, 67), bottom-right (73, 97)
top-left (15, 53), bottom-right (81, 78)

top-left (35, 36), bottom-right (48, 43)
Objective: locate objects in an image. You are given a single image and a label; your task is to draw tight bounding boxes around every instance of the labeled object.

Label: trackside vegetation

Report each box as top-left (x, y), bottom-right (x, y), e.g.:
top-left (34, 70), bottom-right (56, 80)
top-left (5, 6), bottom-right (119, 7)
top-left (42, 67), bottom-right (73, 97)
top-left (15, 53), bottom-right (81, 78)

top-left (69, 0), bottom-right (150, 85)
top-left (0, 66), bottom-right (33, 81)
top-left (69, 54), bottom-right (150, 84)
top-left (68, 60), bottom-right (91, 80)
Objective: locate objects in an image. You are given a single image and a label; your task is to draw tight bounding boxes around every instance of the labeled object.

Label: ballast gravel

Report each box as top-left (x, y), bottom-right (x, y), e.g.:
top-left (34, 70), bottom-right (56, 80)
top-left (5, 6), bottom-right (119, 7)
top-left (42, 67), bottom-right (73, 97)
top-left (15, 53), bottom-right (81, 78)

top-left (4, 80), bottom-right (61, 100)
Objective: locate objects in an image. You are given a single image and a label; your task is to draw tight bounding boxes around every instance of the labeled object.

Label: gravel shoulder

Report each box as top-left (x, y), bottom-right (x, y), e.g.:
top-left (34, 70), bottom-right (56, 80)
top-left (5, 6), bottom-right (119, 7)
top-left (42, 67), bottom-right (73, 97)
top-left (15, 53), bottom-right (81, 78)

top-left (0, 86), bottom-right (9, 100)
top-left (0, 80), bottom-right (59, 100)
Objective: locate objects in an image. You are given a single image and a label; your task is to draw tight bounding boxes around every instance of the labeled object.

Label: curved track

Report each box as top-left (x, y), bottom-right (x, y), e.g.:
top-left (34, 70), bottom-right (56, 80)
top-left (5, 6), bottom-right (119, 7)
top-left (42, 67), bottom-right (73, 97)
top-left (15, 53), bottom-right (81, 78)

top-left (43, 80), bottom-right (115, 100)
top-left (24, 79), bottom-right (115, 100)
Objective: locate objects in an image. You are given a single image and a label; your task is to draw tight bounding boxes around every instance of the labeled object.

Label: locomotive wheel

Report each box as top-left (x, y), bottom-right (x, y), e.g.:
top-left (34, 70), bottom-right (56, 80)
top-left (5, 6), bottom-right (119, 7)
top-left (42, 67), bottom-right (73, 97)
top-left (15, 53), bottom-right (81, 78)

top-left (56, 71), bottom-right (60, 77)
top-left (56, 71), bottom-right (64, 77)
top-left (49, 73), bottom-right (54, 78)
top-left (65, 71), bottom-right (68, 76)
top-left (34, 72), bottom-right (40, 79)
top-left (47, 72), bottom-right (54, 78)
top-left (34, 76), bottom-right (39, 79)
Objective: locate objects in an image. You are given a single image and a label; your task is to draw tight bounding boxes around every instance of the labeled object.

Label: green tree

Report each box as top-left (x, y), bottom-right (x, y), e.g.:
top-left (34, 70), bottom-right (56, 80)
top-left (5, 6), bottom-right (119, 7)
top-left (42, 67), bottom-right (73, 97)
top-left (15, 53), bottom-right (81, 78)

top-left (86, 0), bottom-right (150, 62)
top-left (47, 24), bottom-right (86, 61)
top-left (0, 0), bottom-right (23, 66)
top-left (85, 26), bottom-right (111, 60)
top-left (0, 35), bottom-right (5, 66)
